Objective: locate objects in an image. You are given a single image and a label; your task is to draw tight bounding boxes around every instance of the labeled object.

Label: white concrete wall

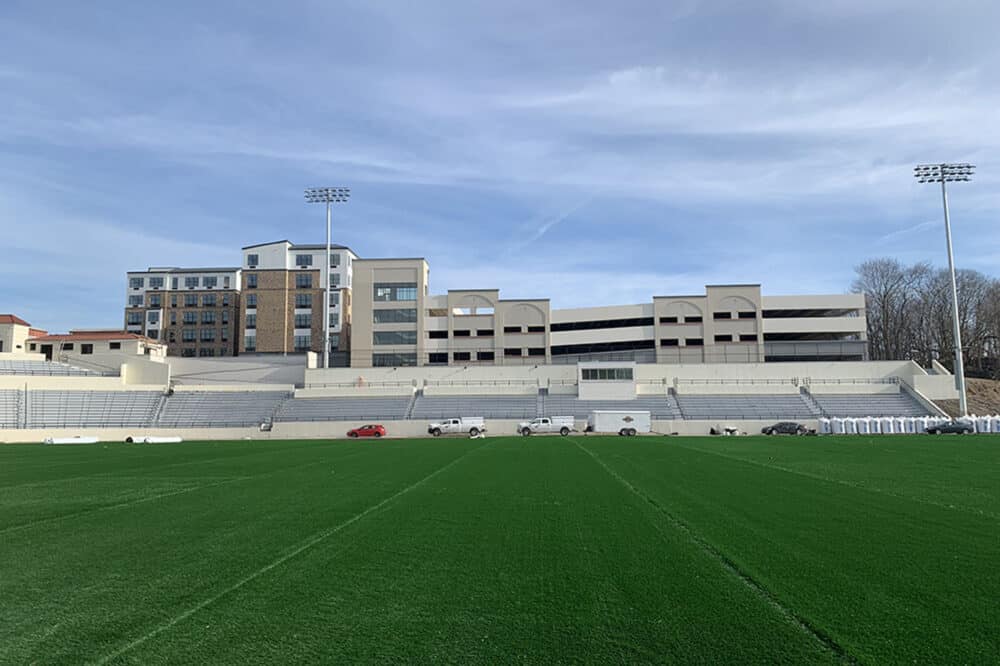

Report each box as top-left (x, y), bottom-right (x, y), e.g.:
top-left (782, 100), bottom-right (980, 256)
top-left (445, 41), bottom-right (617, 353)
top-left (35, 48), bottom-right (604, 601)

top-left (122, 357), bottom-right (170, 386)
top-left (167, 356), bottom-right (307, 386)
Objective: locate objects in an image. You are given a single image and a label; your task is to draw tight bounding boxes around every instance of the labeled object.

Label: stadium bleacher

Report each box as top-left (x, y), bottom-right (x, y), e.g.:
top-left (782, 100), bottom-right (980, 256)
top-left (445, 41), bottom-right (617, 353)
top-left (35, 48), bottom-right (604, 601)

top-left (0, 359), bottom-right (107, 376)
top-left (541, 394), bottom-right (682, 419)
top-left (410, 394), bottom-right (538, 419)
top-left (157, 391), bottom-right (289, 427)
top-left (674, 394), bottom-right (819, 420)
top-left (275, 396), bottom-right (413, 422)
top-left (1, 389), bottom-right (23, 428)
top-left (25, 391), bottom-right (161, 428)
top-left (810, 392), bottom-right (931, 417)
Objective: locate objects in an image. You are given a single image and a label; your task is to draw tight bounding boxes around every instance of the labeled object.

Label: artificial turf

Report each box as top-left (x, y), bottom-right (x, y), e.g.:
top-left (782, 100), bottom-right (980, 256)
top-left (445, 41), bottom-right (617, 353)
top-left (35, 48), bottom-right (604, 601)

top-left (1, 435), bottom-right (997, 664)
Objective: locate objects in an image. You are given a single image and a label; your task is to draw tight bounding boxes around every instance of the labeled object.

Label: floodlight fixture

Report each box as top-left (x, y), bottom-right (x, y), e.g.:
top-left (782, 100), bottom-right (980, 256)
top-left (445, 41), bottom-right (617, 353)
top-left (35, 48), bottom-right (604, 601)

top-left (914, 163), bottom-right (975, 416)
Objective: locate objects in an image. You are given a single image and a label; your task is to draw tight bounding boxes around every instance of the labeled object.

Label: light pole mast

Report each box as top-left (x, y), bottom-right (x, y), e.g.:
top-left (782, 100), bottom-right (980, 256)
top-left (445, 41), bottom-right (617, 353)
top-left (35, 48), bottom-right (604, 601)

top-left (304, 187), bottom-right (351, 369)
top-left (914, 163), bottom-right (975, 416)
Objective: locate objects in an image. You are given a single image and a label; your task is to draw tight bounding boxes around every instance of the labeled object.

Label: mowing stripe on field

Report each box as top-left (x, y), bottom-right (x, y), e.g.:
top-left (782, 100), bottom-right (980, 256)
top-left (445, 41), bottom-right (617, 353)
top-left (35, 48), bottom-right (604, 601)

top-left (671, 441), bottom-right (1000, 522)
top-left (95, 439), bottom-right (492, 665)
top-left (0, 457), bottom-right (340, 536)
top-left (572, 438), bottom-right (857, 665)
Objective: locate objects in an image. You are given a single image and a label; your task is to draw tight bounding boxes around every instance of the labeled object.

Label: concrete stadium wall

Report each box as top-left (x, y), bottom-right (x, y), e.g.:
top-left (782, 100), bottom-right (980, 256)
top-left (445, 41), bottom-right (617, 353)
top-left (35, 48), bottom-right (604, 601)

top-left (0, 418), bottom-right (818, 443)
top-left (295, 385), bottom-right (416, 398)
top-left (0, 375), bottom-right (129, 390)
top-left (167, 355), bottom-right (307, 387)
top-left (172, 383), bottom-right (296, 393)
top-left (122, 357), bottom-right (170, 387)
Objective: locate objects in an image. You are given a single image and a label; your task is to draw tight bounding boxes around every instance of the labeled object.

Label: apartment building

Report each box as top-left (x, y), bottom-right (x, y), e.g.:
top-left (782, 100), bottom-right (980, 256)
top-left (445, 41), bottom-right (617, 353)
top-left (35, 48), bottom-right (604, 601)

top-left (239, 241), bottom-right (356, 358)
top-left (124, 267), bottom-right (241, 357)
top-left (350, 260), bottom-right (867, 368)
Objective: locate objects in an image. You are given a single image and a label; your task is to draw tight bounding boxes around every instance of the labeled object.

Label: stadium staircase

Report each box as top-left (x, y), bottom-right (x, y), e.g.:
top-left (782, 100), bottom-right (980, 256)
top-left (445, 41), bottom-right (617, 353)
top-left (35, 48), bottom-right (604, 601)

top-left (150, 392), bottom-right (170, 425)
top-left (669, 388), bottom-right (688, 420)
top-left (799, 387), bottom-right (827, 418)
top-left (404, 390), bottom-right (420, 420)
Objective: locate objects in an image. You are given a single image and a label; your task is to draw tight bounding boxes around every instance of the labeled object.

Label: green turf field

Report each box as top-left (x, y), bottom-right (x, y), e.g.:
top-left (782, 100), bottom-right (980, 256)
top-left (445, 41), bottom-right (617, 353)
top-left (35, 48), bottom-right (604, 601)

top-left (1, 435), bottom-right (998, 664)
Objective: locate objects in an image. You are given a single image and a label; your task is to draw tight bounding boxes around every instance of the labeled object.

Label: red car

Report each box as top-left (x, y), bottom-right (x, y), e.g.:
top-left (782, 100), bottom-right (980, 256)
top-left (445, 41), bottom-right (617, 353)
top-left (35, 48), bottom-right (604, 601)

top-left (347, 424), bottom-right (386, 438)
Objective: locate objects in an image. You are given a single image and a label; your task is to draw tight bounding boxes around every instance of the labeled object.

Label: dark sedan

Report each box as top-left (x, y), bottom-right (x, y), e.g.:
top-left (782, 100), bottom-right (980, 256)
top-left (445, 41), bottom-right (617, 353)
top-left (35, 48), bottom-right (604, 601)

top-left (761, 421), bottom-right (808, 435)
top-left (925, 420), bottom-right (975, 435)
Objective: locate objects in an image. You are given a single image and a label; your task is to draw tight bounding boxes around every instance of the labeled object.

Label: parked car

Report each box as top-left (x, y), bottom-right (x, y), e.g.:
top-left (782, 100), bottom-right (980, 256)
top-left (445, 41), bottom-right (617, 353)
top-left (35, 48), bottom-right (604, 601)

top-left (761, 421), bottom-right (808, 436)
top-left (518, 416), bottom-right (575, 436)
top-left (925, 420), bottom-right (975, 435)
top-left (347, 424), bottom-right (386, 438)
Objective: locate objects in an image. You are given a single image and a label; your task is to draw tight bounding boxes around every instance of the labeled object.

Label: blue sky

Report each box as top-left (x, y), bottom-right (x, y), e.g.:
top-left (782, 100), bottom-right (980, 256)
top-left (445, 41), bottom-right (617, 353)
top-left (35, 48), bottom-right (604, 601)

top-left (2, 0), bottom-right (998, 332)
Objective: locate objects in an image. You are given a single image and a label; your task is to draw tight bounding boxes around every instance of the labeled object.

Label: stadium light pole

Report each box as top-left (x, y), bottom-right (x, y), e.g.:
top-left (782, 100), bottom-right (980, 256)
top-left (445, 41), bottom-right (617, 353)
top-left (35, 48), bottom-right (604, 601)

top-left (914, 163), bottom-right (975, 417)
top-left (304, 187), bottom-right (351, 369)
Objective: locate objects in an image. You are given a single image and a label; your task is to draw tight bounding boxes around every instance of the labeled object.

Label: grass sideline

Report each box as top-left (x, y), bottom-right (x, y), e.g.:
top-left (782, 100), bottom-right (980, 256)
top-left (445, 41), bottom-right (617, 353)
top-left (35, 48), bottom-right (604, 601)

top-left (1, 435), bottom-right (998, 664)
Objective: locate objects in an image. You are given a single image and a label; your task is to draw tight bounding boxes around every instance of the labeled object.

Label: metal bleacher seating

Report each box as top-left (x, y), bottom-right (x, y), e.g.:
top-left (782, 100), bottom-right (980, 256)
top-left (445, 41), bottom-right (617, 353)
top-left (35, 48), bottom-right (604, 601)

top-left (1, 389), bottom-right (23, 428)
top-left (275, 396), bottom-right (413, 422)
top-left (0, 359), bottom-right (105, 376)
top-left (410, 394), bottom-right (539, 419)
top-left (811, 392), bottom-right (931, 417)
top-left (540, 394), bottom-right (682, 419)
top-left (674, 394), bottom-right (818, 420)
top-left (25, 391), bottom-right (161, 428)
top-left (157, 391), bottom-right (289, 427)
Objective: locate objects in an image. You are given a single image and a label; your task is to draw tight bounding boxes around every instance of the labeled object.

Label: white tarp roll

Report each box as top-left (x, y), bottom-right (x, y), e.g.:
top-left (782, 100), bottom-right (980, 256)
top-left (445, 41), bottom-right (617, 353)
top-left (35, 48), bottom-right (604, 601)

top-left (141, 436), bottom-right (183, 444)
top-left (43, 436), bottom-right (99, 445)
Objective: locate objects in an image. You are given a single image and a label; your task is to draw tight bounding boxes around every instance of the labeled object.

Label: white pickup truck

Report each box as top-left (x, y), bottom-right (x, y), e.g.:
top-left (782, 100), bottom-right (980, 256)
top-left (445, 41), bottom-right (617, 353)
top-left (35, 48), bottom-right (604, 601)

top-left (427, 417), bottom-right (487, 437)
top-left (517, 416), bottom-right (575, 436)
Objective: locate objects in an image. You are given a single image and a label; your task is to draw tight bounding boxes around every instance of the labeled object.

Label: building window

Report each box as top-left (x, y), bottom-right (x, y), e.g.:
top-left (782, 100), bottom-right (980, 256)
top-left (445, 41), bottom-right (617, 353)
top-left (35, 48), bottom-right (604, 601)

top-left (686, 338), bottom-right (704, 346)
top-left (329, 312), bottom-right (339, 328)
top-left (528, 347), bottom-right (546, 356)
top-left (295, 254), bottom-right (313, 267)
top-left (453, 330), bottom-right (470, 337)
top-left (738, 311), bottom-right (756, 320)
top-left (170, 312), bottom-right (177, 325)
top-left (183, 312), bottom-right (197, 324)
top-left (739, 334), bottom-right (758, 342)
top-left (171, 277), bottom-right (179, 290)
top-left (29, 343), bottom-right (36, 351)
top-left (61, 343), bottom-right (74, 351)
top-left (222, 311), bottom-right (229, 325)
top-left (660, 338), bottom-right (679, 347)
top-left (246, 274), bottom-right (257, 289)
top-left (148, 294), bottom-right (161, 307)
top-left (477, 329), bottom-right (494, 337)
top-left (296, 293), bottom-right (312, 308)
top-left (503, 325), bottom-right (522, 333)
top-left (199, 348), bottom-right (215, 357)
top-left (373, 352), bottom-right (417, 367)
top-left (330, 292), bottom-right (340, 307)
top-left (127, 312), bottom-right (143, 325)
top-left (295, 313), bottom-right (312, 328)
top-left (128, 295), bottom-right (143, 307)
top-left (247, 253), bottom-right (259, 267)
top-left (373, 283), bottom-right (417, 302)
top-left (202, 294), bottom-right (216, 307)
top-left (147, 330), bottom-right (159, 340)
top-left (182, 329), bottom-right (196, 342)
top-left (202, 311), bottom-right (216, 324)
top-left (527, 325), bottom-right (545, 333)
top-left (331, 273), bottom-right (341, 287)
top-left (477, 351), bottom-right (495, 361)
top-left (427, 308), bottom-right (448, 317)
top-left (182, 348), bottom-right (196, 357)
top-left (81, 344), bottom-right (93, 354)
top-left (659, 316), bottom-right (678, 324)
top-left (373, 330), bottom-right (417, 345)
top-left (714, 334), bottom-right (732, 342)
top-left (581, 368), bottom-right (634, 381)
top-left (170, 295), bottom-right (177, 307)
top-left (110, 342), bottom-right (121, 350)
top-left (453, 351), bottom-right (471, 362)
top-left (504, 348), bottom-right (522, 357)
top-left (223, 293), bottom-right (230, 307)
top-left (428, 352), bottom-right (448, 364)
top-left (428, 330), bottom-right (448, 339)
top-left (221, 328), bottom-right (228, 342)
top-left (130, 277), bottom-right (144, 289)
top-left (713, 312), bottom-right (732, 320)
top-left (329, 253), bottom-right (340, 267)
top-left (296, 273), bottom-right (313, 289)
top-left (246, 294), bottom-right (257, 308)
top-left (185, 294), bottom-right (198, 307)
top-left (203, 277), bottom-right (218, 289)
top-left (294, 335), bottom-right (312, 351)
top-left (149, 277), bottom-right (164, 289)
top-left (684, 316), bottom-right (703, 323)
top-left (147, 311), bottom-right (160, 324)
top-left (245, 314), bottom-right (256, 329)
top-left (185, 277), bottom-right (199, 289)
top-left (201, 328), bottom-right (216, 341)
top-left (373, 308), bottom-right (417, 324)
top-left (245, 336), bottom-right (256, 352)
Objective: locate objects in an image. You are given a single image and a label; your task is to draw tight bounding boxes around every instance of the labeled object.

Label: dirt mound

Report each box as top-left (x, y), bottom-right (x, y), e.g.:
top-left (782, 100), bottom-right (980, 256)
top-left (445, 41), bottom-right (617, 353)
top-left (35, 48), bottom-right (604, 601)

top-left (936, 377), bottom-right (1000, 417)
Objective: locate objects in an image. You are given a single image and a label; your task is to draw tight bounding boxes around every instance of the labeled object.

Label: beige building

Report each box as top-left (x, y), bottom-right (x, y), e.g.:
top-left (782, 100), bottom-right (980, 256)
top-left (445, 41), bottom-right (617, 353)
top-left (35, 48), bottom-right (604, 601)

top-left (349, 261), bottom-right (867, 368)
top-left (26, 330), bottom-right (166, 361)
top-left (0, 315), bottom-right (46, 354)
top-left (125, 267), bottom-right (241, 358)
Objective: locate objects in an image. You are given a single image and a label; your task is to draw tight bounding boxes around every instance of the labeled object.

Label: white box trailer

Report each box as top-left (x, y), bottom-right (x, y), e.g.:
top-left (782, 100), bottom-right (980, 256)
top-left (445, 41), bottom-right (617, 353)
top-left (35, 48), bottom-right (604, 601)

top-left (517, 416), bottom-right (575, 436)
top-left (586, 411), bottom-right (651, 436)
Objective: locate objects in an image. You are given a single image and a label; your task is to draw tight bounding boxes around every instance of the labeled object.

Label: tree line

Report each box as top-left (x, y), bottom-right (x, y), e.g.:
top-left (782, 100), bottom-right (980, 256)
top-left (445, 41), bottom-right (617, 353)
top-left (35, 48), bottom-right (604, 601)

top-left (852, 258), bottom-right (1000, 377)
